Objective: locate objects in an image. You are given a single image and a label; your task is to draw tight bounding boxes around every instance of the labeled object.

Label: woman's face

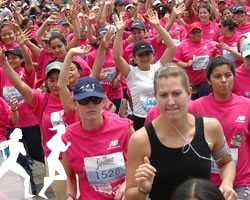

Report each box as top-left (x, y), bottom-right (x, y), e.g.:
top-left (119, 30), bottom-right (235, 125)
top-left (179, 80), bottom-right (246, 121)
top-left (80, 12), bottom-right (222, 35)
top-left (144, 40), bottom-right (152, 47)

top-left (208, 64), bottom-right (234, 98)
top-left (131, 29), bottom-right (146, 42)
top-left (50, 38), bottom-right (67, 58)
top-left (47, 70), bottom-right (60, 96)
top-left (243, 56), bottom-right (250, 69)
top-left (189, 29), bottom-right (202, 42)
top-left (155, 77), bottom-right (191, 121)
top-left (26, 20), bottom-right (34, 30)
top-left (222, 8), bottom-right (233, 17)
top-left (0, 26), bottom-right (16, 45)
top-left (198, 8), bottom-right (211, 24)
top-left (69, 63), bottom-right (81, 87)
top-left (7, 54), bottom-right (23, 70)
top-left (134, 51), bottom-right (153, 70)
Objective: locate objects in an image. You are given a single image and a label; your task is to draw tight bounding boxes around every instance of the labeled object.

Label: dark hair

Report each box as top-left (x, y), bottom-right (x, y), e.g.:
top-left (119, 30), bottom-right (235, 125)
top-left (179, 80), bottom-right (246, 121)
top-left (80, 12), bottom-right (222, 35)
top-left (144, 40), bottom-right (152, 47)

top-left (221, 16), bottom-right (238, 32)
top-left (49, 32), bottom-right (67, 46)
top-left (72, 60), bottom-right (82, 74)
top-left (206, 56), bottom-right (235, 80)
top-left (221, 7), bottom-right (232, 15)
top-left (171, 179), bottom-right (225, 200)
top-left (0, 23), bottom-right (15, 42)
top-left (197, 3), bottom-right (211, 14)
top-left (21, 18), bottom-right (34, 29)
top-left (158, 3), bottom-right (172, 18)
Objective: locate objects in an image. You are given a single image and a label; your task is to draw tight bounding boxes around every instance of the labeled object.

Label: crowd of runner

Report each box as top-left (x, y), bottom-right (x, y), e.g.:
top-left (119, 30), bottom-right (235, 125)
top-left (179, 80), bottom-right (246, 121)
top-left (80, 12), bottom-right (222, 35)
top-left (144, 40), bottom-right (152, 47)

top-left (0, 0), bottom-right (249, 199)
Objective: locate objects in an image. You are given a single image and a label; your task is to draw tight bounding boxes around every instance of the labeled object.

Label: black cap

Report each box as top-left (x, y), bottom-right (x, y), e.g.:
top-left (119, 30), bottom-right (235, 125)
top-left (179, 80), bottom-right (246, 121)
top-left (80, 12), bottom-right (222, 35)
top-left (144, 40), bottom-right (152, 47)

top-left (133, 40), bottom-right (154, 56)
top-left (5, 48), bottom-right (23, 58)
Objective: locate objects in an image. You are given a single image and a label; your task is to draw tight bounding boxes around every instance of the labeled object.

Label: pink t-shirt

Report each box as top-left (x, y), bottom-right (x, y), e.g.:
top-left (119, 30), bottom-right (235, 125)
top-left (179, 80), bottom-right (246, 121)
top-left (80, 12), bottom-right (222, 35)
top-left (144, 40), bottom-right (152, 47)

top-left (236, 21), bottom-right (250, 35)
top-left (86, 48), bottom-right (123, 100)
top-left (218, 31), bottom-right (244, 67)
top-left (201, 21), bottom-right (219, 42)
top-left (145, 105), bottom-right (160, 124)
top-left (174, 38), bottom-right (219, 85)
top-left (0, 67), bottom-right (38, 128)
top-left (31, 90), bottom-right (66, 157)
top-left (188, 93), bottom-right (250, 186)
top-left (62, 111), bottom-right (132, 200)
top-left (0, 97), bottom-right (12, 143)
top-left (232, 64), bottom-right (250, 98)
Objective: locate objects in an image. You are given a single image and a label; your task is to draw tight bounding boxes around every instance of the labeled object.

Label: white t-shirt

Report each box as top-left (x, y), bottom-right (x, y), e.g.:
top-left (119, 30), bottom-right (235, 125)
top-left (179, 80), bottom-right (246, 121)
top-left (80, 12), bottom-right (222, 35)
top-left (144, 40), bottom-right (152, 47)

top-left (126, 61), bottom-right (163, 118)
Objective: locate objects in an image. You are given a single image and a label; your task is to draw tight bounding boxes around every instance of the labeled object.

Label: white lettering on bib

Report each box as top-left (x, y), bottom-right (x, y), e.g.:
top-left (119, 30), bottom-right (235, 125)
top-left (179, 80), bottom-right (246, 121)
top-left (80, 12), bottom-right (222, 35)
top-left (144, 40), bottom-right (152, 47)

top-left (3, 86), bottom-right (23, 102)
top-left (100, 67), bottom-right (117, 85)
top-left (222, 46), bottom-right (237, 62)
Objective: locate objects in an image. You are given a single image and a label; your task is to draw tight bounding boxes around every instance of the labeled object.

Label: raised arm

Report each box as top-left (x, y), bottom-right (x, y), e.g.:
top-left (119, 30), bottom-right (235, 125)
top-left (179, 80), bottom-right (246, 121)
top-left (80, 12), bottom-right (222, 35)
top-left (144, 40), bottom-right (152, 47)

top-left (17, 30), bottom-right (34, 74)
top-left (58, 45), bottom-right (91, 113)
top-left (0, 49), bottom-right (34, 107)
top-left (113, 14), bottom-right (131, 78)
top-left (91, 29), bottom-right (115, 79)
top-left (67, 4), bottom-right (81, 50)
top-left (9, 95), bottom-right (19, 126)
top-left (146, 9), bottom-right (176, 65)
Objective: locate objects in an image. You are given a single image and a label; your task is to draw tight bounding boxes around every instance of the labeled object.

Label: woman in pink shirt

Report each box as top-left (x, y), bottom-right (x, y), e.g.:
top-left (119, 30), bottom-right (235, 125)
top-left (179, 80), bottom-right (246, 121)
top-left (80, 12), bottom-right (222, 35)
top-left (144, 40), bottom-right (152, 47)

top-left (197, 3), bottom-right (220, 41)
top-left (62, 77), bottom-right (134, 200)
top-left (0, 56), bottom-right (68, 199)
top-left (217, 16), bottom-right (245, 67)
top-left (174, 22), bottom-right (219, 100)
top-left (188, 56), bottom-right (250, 199)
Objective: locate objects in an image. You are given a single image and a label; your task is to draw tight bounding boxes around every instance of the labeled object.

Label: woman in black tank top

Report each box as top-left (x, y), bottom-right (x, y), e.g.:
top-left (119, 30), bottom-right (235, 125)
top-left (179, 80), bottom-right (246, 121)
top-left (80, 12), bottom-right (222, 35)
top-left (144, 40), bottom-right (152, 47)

top-left (125, 65), bottom-right (237, 200)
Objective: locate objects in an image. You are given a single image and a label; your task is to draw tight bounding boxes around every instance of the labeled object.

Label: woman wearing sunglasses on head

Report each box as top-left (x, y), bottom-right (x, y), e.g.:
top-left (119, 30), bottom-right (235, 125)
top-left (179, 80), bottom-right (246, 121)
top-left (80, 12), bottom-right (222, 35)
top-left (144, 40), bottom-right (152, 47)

top-left (61, 76), bottom-right (134, 200)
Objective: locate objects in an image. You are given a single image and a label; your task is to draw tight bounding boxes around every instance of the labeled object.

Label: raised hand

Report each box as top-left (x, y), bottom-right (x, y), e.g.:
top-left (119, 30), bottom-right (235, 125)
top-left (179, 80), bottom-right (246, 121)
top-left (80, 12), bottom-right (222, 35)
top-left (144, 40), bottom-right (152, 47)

top-left (135, 156), bottom-right (156, 194)
top-left (9, 95), bottom-right (18, 112)
top-left (88, 9), bottom-right (99, 22)
top-left (113, 14), bottom-right (127, 31)
top-left (146, 9), bottom-right (160, 26)
top-left (0, 48), bottom-right (7, 64)
top-left (99, 28), bottom-right (115, 49)
top-left (69, 45), bottom-right (92, 56)
top-left (16, 29), bottom-right (31, 45)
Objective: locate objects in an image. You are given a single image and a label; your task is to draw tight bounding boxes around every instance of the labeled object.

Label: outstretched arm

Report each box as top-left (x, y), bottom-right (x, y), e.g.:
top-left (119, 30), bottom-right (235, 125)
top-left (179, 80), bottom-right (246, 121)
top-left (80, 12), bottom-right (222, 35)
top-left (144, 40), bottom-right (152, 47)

top-left (113, 14), bottom-right (131, 78)
top-left (0, 49), bottom-right (35, 107)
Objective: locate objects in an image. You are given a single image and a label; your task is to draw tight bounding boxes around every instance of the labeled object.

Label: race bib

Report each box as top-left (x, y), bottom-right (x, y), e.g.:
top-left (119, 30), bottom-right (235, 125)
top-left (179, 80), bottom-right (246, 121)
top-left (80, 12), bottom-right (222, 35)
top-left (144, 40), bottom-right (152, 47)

top-left (3, 86), bottom-right (23, 102)
top-left (192, 55), bottom-right (209, 70)
top-left (84, 152), bottom-right (126, 194)
top-left (140, 93), bottom-right (156, 112)
top-left (50, 110), bottom-right (66, 128)
top-left (222, 46), bottom-right (237, 62)
top-left (100, 67), bottom-right (116, 85)
top-left (211, 148), bottom-right (238, 174)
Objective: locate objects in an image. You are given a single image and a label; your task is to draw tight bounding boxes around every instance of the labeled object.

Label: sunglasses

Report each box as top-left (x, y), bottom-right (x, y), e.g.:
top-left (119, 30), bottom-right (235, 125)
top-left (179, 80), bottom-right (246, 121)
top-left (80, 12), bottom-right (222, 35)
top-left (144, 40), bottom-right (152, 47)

top-left (78, 97), bottom-right (103, 105)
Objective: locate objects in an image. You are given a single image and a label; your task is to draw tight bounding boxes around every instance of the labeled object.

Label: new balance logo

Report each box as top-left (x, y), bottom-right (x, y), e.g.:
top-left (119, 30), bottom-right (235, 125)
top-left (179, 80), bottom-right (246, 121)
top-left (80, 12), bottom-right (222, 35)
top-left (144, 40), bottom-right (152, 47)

top-left (107, 140), bottom-right (120, 150)
top-left (235, 115), bottom-right (246, 123)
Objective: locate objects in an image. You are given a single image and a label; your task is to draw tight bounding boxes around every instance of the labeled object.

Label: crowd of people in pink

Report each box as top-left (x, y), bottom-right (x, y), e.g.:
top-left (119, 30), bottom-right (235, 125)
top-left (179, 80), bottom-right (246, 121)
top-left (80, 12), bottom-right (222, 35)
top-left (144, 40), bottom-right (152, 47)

top-left (0, 0), bottom-right (249, 199)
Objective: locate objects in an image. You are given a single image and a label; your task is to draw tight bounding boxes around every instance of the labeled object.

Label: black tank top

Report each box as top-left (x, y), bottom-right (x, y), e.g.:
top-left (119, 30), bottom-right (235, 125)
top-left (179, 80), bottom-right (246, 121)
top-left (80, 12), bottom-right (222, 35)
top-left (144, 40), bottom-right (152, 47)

top-left (145, 115), bottom-right (211, 200)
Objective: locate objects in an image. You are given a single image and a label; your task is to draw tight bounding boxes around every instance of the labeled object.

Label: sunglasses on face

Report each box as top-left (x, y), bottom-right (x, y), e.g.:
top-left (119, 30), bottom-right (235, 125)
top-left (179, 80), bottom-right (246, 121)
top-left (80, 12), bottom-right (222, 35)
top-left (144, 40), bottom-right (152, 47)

top-left (77, 96), bottom-right (103, 105)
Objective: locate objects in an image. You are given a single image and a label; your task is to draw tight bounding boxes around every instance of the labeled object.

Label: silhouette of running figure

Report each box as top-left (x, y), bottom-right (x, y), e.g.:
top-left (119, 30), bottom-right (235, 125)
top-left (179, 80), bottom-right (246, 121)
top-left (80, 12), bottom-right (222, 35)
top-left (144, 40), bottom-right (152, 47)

top-left (0, 128), bottom-right (34, 199)
top-left (39, 124), bottom-right (71, 199)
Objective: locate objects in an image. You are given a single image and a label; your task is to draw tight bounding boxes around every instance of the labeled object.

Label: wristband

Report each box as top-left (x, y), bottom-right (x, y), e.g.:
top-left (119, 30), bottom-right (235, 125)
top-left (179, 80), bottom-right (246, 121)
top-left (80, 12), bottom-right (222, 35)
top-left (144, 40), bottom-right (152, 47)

top-left (65, 193), bottom-right (76, 200)
top-left (137, 185), bottom-right (150, 196)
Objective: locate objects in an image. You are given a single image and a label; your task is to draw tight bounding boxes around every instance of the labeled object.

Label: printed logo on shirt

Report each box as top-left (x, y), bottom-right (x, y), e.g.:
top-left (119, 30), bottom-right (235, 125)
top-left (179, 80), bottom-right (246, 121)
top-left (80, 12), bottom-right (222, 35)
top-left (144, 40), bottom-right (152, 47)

top-left (107, 140), bottom-right (120, 150)
top-left (19, 71), bottom-right (25, 79)
top-left (230, 133), bottom-right (242, 147)
top-left (209, 30), bottom-right (214, 34)
top-left (235, 115), bottom-right (246, 123)
top-left (203, 46), bottom-right (208, 50)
